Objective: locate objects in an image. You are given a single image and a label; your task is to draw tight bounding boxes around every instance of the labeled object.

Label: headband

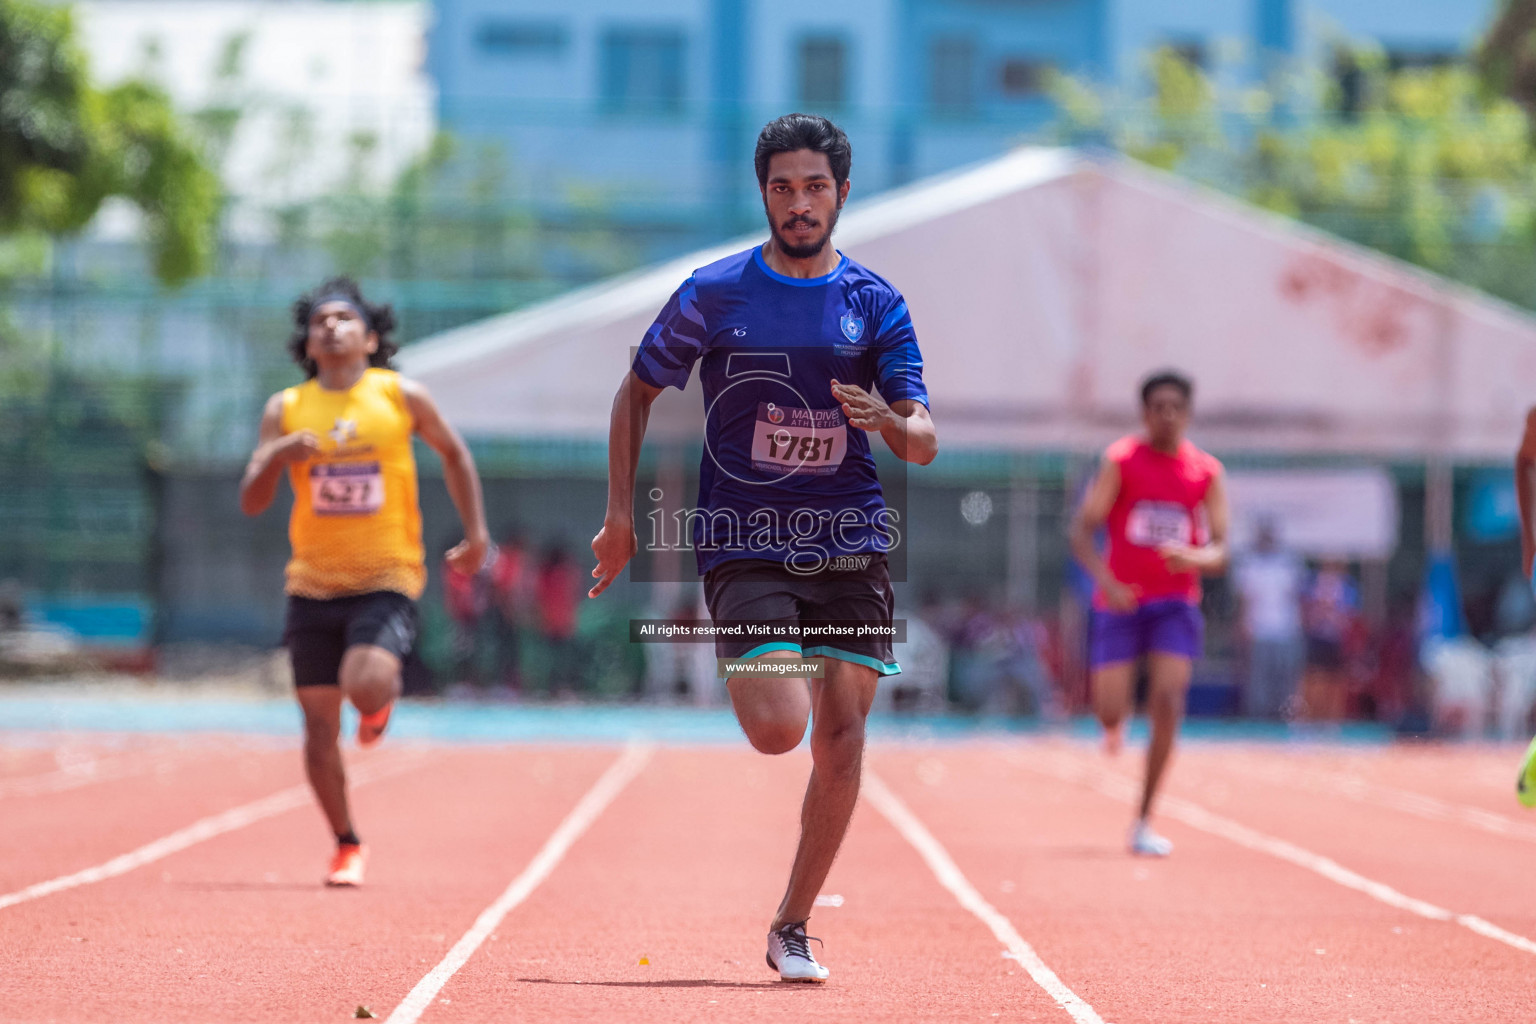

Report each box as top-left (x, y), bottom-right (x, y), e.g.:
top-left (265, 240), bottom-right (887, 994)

top-left (310, 293), bottom-right (372, 332)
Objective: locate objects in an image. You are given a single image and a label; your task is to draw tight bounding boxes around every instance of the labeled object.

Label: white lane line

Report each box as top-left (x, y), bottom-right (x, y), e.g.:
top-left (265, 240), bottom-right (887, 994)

top-left (862, 771), bottom-right (1105, 1024)
top-left (385, 742), bottom-right (654, 1024)
top-left (1205, 756), bottom-right (1536, 845)
top-left (0, 750), bottom-right (189, 799)
top-left (1028, 753), bottom-right (1536, 959)
top-left (0, 752), bottom-right (424, 911)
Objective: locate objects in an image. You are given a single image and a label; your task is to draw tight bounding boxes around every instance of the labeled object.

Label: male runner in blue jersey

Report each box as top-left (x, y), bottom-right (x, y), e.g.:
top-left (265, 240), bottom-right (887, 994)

top-left (590, 113), bottom-right (937, 981)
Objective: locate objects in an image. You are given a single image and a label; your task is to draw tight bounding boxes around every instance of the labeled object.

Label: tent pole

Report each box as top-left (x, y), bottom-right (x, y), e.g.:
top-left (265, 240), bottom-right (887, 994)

top-left (1425, 457), bottom-right (1454, 556)
top-left (1006, 471), bottom-right (1038, 611)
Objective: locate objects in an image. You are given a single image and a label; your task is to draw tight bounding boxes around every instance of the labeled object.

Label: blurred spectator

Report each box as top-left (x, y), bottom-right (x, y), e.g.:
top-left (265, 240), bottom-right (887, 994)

top-left (1003, 609), bottom-right (1063, 719)
top-left (880, 607), bottom-right (950, 713)
top-left (534, 544), bottom-right (582, 694)
top-left (643, 588), bottom-right (719, 705)
top-left (1494, 632), bottom-right (1536, 740)
top-left (1300, 560), bottom-right (1360, 721)
top-left (441, 537), bottom-right (490, 688)
top-left (945, 598), bottom-right (1059, 717)
top-left (1495, 572), bottom-right (1536, 639)
top-left (1423, 636), bottom-right (1494, 737)
top-left (489, 528), bottom-right (529, 689)
top-left (1233, 521), bottom-right (1305, 719)
top-left (1357, 593), bottom-right (1421, 724)
top-left (0, 580), bottom-right (21, 632)
top-left (948, 598), bottom-right (1005, 711)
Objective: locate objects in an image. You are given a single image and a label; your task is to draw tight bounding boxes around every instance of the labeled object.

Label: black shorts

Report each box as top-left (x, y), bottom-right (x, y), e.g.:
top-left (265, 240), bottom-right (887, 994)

top-left (284, 591), bottom-right (419, 688)
top-left (702, 553), bottom-right (899, 676)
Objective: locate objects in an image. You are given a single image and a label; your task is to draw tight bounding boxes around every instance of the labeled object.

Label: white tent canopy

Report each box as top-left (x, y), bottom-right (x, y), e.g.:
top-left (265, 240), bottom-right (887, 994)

top-left (399, 148), bottom-right (1536, 460)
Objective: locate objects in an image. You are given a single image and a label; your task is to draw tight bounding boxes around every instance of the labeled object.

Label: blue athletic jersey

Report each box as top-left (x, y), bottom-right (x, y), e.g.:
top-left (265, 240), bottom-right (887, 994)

top-left (633, 245), bottom-right (929, 575)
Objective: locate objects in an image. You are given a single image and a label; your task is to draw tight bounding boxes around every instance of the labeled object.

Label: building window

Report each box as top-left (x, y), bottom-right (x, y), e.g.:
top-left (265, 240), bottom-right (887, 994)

top-left (998, 57), bottom-right (1049, 98)
top-left (798, 36), bottom-right (848, 109)
top-left (930, 37), bottom-right (976, 113)
top-left (475, 20), bottom-right (567, 58)
top-left (601, 28), bottom-right (687, 114)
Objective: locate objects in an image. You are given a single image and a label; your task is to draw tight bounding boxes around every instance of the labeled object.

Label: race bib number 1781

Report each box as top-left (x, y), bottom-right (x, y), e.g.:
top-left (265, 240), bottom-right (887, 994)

top-left (750, 404), bottom-right (848, 477)
top-left (309, 462), bottom-right (384, 516)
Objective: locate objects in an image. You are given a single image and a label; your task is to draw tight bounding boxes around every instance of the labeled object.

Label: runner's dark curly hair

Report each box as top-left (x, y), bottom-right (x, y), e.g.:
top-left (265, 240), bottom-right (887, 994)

top-left (287, 276), bottom-right (398, 379)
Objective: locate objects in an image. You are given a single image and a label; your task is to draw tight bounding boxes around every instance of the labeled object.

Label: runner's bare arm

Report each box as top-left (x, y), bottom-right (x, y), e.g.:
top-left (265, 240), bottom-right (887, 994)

top-left (1161, 468), bottom-right (1230, 574)
top-left (239, 393), bottom-right (319, 516)
top-left (402, 379), bottom-right (490, 575)
top-left (1517, 407), bottom-right (1536, 578)
top-left (829, 381), bottom-right (937, 465)
top-left (1068, 459), bottom-right (1135, 611)
top-left (591, 371), bottom-right (665, 598)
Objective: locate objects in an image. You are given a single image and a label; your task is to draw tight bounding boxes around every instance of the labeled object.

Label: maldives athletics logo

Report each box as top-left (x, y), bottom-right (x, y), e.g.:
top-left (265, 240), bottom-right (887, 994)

top-left (839, 311), bottom-right (865, 343)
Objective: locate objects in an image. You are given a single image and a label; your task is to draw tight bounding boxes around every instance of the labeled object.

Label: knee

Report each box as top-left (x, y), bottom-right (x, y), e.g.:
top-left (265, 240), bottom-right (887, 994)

top-left (810, 717), bottom-right (865, 778)
top-left (341, 665), bottom-right (398, 711)
top-left (744, 717), bottom-right (807, 756)
top-left (303, 722), bottom-right (338, 759)
top-left (1094, 691), bottom-right (1125, 726)
top-left (1149, 686), bottom-right (1185, 723)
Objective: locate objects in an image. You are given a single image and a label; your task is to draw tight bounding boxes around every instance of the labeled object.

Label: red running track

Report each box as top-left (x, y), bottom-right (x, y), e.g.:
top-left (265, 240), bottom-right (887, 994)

top-left (2, 733), bottom-right (1532, 1023)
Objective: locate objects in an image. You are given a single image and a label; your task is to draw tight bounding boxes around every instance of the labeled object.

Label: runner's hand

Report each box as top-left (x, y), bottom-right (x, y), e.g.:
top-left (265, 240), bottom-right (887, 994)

top-left (1102, 580), bottom-right (1138, 613)
top-left (590, 517), bottom-right (637, 598)
top-left (831, 380), bottom-right (892, 432)
top-left (445, 535), bottom-right (491, 576)
top-left (272, 430), bottom-right (321, 464)
top-left (1158, 543), bottom-right (1203, 573)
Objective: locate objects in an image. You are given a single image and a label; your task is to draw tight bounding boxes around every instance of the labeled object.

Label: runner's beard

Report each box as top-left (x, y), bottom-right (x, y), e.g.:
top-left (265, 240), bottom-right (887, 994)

top-left (768, 206), bottom-right (841, 260)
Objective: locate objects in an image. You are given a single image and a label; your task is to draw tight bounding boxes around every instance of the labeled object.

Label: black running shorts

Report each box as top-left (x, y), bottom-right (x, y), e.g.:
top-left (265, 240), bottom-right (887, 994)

top-left (702, 553), bottom-right (898, 676)
top-left (284, 591), bottom-right (419, 688)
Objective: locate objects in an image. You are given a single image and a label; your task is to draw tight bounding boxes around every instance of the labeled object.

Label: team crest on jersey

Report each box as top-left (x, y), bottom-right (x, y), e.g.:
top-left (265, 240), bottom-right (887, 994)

top-left (329, 418), bottom-right (358, 445)
top-left (839, 312), bottom-right (865, 343)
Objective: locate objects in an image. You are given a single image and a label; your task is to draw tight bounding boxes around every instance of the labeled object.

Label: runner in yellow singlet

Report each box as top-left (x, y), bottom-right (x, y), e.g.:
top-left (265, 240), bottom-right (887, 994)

top-left (240, 277), bottom-right (489, 886)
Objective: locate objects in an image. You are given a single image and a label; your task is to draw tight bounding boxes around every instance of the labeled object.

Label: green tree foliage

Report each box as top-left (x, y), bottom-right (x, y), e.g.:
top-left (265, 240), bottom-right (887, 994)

top-left (1479, 0), bottom-right (1536, 119)
top-left (1053, 49), bottom-right (1536, 307)
top-left (280, 131), bottom-right (638, 292)
top-left (0, 0), bottom-right (219, 285)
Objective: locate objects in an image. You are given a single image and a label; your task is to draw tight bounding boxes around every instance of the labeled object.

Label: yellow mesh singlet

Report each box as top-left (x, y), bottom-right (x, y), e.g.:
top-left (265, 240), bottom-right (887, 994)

top-left (281, 368), bottom-right (426, 600)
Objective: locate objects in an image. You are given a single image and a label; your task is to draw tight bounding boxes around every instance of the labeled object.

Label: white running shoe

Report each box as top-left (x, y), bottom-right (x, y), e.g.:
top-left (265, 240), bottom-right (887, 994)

top-left (1128, 819), bottom-right (1173, 857)
top-left (766, 920), bottom-right (829, 982)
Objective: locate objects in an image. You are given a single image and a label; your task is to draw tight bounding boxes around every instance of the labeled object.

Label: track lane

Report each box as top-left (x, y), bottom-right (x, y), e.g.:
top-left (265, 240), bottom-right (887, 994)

top-left (426, 746), bottom-right (1072, 1023)
top-left (1180, 744), bottom-right (1536, 837)
top-left (0, 746), bottom-right (621, 1024)
top-left (0, 740), bottom-right (321, 893)
top-left (1158, 745), bottom-right (1536, 946)
top-left (874, 743), bottom-right (1533, 1024)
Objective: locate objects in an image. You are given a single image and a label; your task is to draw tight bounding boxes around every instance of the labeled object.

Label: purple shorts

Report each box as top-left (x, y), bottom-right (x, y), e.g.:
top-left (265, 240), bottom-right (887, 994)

top-left (1089, 599), bottom-right (1204, 668)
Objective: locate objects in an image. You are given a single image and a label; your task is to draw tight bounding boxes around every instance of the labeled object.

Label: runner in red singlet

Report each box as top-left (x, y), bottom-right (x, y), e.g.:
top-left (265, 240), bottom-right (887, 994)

top-left (1069, 370), bottom-right (1229, 856)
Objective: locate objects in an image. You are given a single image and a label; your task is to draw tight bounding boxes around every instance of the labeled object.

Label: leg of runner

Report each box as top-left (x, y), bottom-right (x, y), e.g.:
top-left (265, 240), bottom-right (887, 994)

top-left (1130, 652), bottom-right (1192, 856)
top-left (727, 652), bottom-right (812, 756)
top-left (340, 643), bottom-right (402, 747)
top-left (297, 686), bottom-right (352, 838)
top-left (1092, 660), bottom-right (1135, 757)
top-left (770, 657), bottom-right (878, 931)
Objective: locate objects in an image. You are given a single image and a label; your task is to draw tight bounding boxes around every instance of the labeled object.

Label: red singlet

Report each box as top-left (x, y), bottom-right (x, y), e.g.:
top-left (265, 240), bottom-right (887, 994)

top-left (1096, 435), bottom-right (1222, 609)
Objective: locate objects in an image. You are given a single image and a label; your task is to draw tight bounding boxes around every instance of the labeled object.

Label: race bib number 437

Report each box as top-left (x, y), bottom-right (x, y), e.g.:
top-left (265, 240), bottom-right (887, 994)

top-left (750, 404), bottom-right (848, 477)
top-left (310, 462), bottom-right (384, 516)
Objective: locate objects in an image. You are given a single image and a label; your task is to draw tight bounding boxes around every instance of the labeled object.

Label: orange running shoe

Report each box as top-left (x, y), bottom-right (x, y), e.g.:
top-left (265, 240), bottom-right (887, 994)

top-left (326, 843), bottom-right (367, 887)
top-left (357, 702), bottom-right (393, 748)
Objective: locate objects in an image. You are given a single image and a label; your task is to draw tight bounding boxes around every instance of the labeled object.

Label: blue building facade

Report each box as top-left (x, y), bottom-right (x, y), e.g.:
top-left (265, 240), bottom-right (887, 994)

top-left (426, 0), bottom-right (1497, 251)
